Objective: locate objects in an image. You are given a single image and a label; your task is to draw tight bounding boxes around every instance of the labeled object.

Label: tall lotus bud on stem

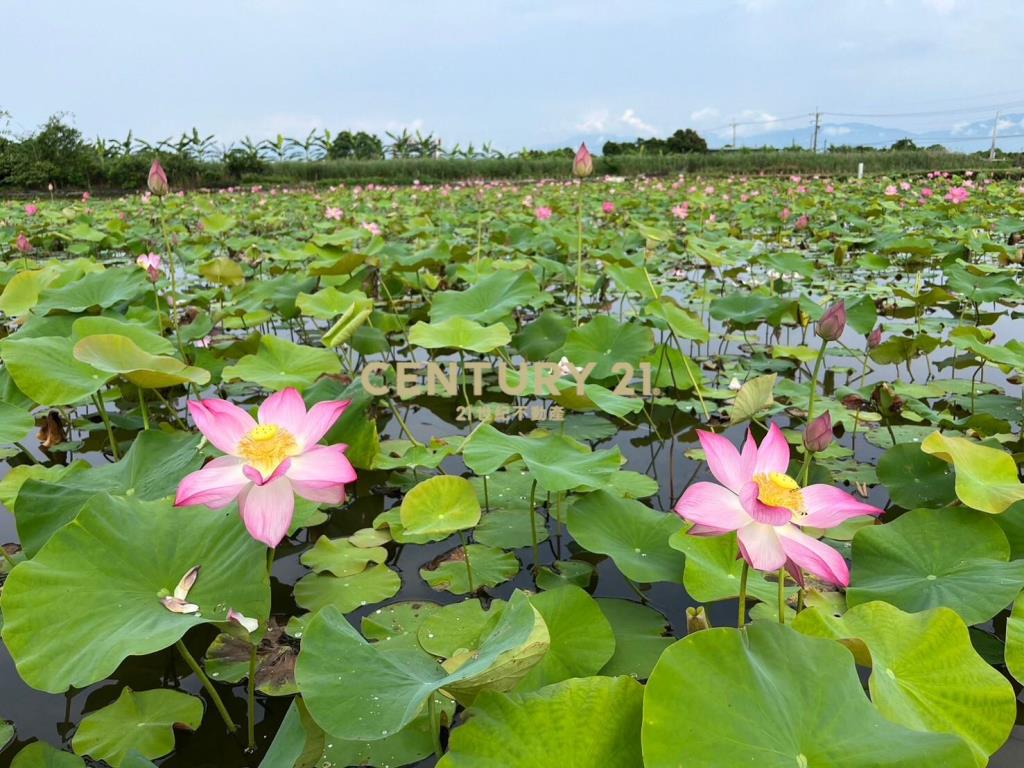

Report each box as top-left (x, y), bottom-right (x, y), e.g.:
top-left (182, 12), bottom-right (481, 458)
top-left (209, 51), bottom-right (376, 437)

top-left (867, 325), bottom-right (882, 349)
top-left (686, 606), bottom-right (710, 634)
top-left (803, 411), bottom-right (833, 454)
top-left (816, 300), bottom-right (846, 342)
top-left (148, 159), bottom-right (169, 196)
top-left (572, 142), bottom-right (593, 178)
top-left (15, 233), bottom-right (33, 254)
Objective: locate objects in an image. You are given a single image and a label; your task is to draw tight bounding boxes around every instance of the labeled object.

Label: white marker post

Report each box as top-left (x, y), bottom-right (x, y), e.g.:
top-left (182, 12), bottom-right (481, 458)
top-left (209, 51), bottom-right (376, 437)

top-left (857, 162), bottom-right (864, 179)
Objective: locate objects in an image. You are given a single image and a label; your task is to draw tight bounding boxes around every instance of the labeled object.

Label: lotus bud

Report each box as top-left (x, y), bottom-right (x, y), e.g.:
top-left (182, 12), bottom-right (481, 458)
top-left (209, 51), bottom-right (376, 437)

top-left (15, 233), bottom-right (33, 254)
top-left (572, 143), bottom-right (593, 178)
top-left (816, 300), bottom-right (846, 341)
top-left (686, 606), bottom-right (710, 634)
top-left (802, 411), bottom-right (833, 454)
top-left (867, 326), bottom-right (882, 349)
top-left (148, 159), bottom-right (169, 196)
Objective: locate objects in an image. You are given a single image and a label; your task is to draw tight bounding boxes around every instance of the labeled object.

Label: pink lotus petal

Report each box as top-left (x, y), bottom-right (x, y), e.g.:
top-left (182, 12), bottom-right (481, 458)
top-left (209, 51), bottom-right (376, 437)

top-left (189, 399), bottom-right (256, 454)
top-left (258, 388), bottom-right (307, 434)
top-left (160, 596), bottom-right (199, 614)
top-left (295, 399), bottom-right (350, 448)
top-left (674, 481), bottom-right (748, 532)
top-left (752, 422), bottom-right (790, 476)
top-left (174, 456), bottom-right (249, 509)
top-left (777, 524), bottom-right (849, 586)
top-left (739, 481), bottom-right (793, 525)
top-left (239, 476), bottom-right (295, 548)
top-left (227, 609), bottom-right (259, 633)
top-left (736, 522), bottom-right (787, 572)
top-left (173, 565), bottom-right (201, 601)
top-left (286, 445), bottom-right (355, 504)
top-left (800, 484), bottom-right (883, 529)
top-left (697, 430), bottom-right (748, 493)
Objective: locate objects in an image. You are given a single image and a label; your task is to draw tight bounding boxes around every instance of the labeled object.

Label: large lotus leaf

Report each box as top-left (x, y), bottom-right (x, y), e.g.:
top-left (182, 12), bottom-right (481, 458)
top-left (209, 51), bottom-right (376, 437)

top-left (669, 528), bottom-right (792, 605)
top-left (71, 316), bottom-right (174, 355)
top-left (295, 590), bottom-right (545, 740)
top-left (462, 424), bottom-right (621, 493)
top-left (515, 585), bottom-right (615, 692)
top-left (300, 535), bottom-right (388, 577)
top-left (709, 293), bottom-right (792, 327)
top-left (429, 270), bottom-right (543, 324)
top-left (33, 267), bottom-right (148, 314)
top-left (420, 544), bottom-right (519, 594)
top-left (221, 334), bottom-right (341, 391)
top-left (567, 491), bottom-right (684, 583)
top-left (0, 494), bottom-right (269, 693)
top-left (848, 507), bottom-right (1024, 625)
top-left (0, 335), bottom-right (108, 405)
top-left (296, 287), bottom-right (372, 320)
top-left (596, 598), bottom-right (674, 679)
top-left (294, 564), bottom-right (402, 614)
top-left (0, 265), bottom-right (61, 316)
top-left (10, 743), bottom-right (84, 767)
top-left (643, 622), bottom-right (974, 767)
top-left (511, 309), bottom-right (572, 361)
top-left (644, 296), bottom-right (710, 342)
top-left (0, 400), bottom-right (34, 446)
top-left (728, 373), bottom-right (777, 425)
top-left (399, 475), bottom-right (481, 540)
top-left (558, 315), bottom-right (653, 379)
top-left (921, 431), bottom-right (1024, 514)
top-left (198, 256), bottom-right (245, 286)
top-left (71, 688), bottom-right (202, 767)
top-left (417, 599), bottom-right (505, 657)
top-left (1006, 593), bottom-right (1024, 686)
top-left (15, 429), bottom-right (204, 557)
top-left (794, 601), bottom-right (1015, 763)
top-left (438, 676), bottom-right (644, 768)
top-left (877, 442), bottom-right (956, 509)
top-left (72, 334), bottom-right (210, 388)
top-left (408, 317), bottom-right (511, 353)
top-left (0, 720), bottom-right (12, 753)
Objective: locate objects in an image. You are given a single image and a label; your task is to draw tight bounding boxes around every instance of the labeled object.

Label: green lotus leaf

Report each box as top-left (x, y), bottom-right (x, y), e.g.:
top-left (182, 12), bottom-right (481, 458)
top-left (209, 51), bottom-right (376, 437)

top-left (221, 334), bottom-right (341, 391)
top-left (295, 590), bottom-right (545, 740)
top-left (420, 544), bottom-right (519, 594)
top-left (429, 270), bottom-right (543, 324)
top-left (72, 334), bottom-right (210, 388)
top-left (0, 401), bottom-right (34, 446)
top-left (294, 564), bottom-right (401, 614)
top-left (321, 301), bottom-right (373, 348)
top-left (567, 490), bottom-right (685, 583)
top-left (0, 720), bottom-right (12, 753)
top-left (300, 535), bottom-right (388, 577)
top-left (644, 296), bottom-right (710, 342)
top-left (728, 373), bottom-right (777, 425)
top-left (439, 676), bottom-right (644, 768)
top-left (0, 335), bottom-right (108, 405)
top-left (71, 316), bottom-right (174, 355)
top-left (33, 267), bottom-right (148, 314)
top-left (558, 315), bottom-right (654, 379)
top-left (596, 598), bottom-right (674, 679)
top-left (1005, 592), bottom-right (1024, 686)
top-left (794, 601), bottom-right (1016, 763)
top-left (198, 255), bottom-right (245, 286)
top-left (71, 688), bottom-right (202, 767)
top-left (921, 431), bottom-right (1024, 513)
top-left (399, 475), bottom-right (481, 540)
top-left (670, 528), bottom-right (793, 606)
top-left (10, 742), bottom-right (84, 767)
top-left (0, 265), bottom-right (61, 316)
top-left (877, 442), bottom-right (956, 509)
top-left (417, 599), bottom-right (505, 658)
top-left (848, 507), bottom-right (1024, 625)
top-left (1, 494), bottom-right (269, 692)
top-left (643, 622), bottom-right (975, 767)
top-left (408, 317), bottom-right (511, 353)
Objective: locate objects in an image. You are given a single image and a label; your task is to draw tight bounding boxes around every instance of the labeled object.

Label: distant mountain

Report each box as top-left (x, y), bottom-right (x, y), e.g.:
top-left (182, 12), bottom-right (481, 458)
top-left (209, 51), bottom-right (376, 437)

top-left (545, 114), bottom-right (1024, 154)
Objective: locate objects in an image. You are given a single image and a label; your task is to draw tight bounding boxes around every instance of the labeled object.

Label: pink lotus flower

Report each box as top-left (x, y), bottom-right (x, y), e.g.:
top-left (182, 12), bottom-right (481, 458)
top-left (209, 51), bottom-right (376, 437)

top-left (535, 206), bottom-right (552, 221)
top-left (324, 206), bottom-right (343, 221)
top-left (174, 388), bottom-right (356, 547)
top-left (148, 160), bottom-right (169, 196)
top-left (24, 204), bottom-right (38, 216)
top-left (136, 252), bottom-right (162, 281)
top-left (794, 214), bottom-right (809, 231)
top-left (920, 187), bottom-right (933, 198)
top-left (601, 201), bottom-right (615, 214)
top-left (572, 143), bottom-right (593, 178)
top-left (944, 186), bottom-right (969, 204)
top-left (779, 207), bottom-right (791, 222)
top-left (671, 204), bottom-right (689, 220)
top-left (884, 185), bottom-right (898, 196)
top-left (15, 233), bottom-right (33, 254)
top-left (82, 192), bottom-right (91, 203)
top-left (674, 424), bottom-right (882, 585)
top-left (361, 221), bottom-right (381, 236)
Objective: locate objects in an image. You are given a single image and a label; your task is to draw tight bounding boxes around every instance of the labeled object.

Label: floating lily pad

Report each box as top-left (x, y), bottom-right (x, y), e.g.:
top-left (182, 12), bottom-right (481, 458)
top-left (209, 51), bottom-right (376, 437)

top-left (399, 475), bottom-right (481, 540)
top-left (294, 564), bottom-right (401, 614)
top-left (597, 598), bottom-right (674, 679)
top-left (71, 688), bottom-right (202, 767)
top-left (300, 536), bottom-right (388, 577)
top-left (877, 442), bottom-right (956, 509)
top-left (221, 334), bottom-right (341, 391)
top-left (921, 431), bottom-right (1024, 514)
top-left (420, 545), bottom-right (519, 594)
top-left (10, 742), bottom-right (84, 767)
top-left (0, 401), bottom-right (34, 446)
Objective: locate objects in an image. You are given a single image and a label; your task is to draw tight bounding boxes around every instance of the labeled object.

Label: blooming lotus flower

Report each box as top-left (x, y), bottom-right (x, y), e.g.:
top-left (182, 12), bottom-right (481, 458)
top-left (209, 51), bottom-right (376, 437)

top-left (24, 204), bottom-right (38, 216)
top-left (944, 186), bottom-right (969, 204)
top-left (920, 187), bottom-right (933, 198)
top-left (136, 252), bottom-right (162, 282)
top-left (324, 206), bottom-right (343, 220)
top-left (572, 143), bottom-right (593, 178)
top-left (675, 424), bottom-right (882, 585)
top-left (535, 206), bottom-right (552, 221)
top-left (175, 388), bottom-right (356, 547)
top-left (361, 221), bottom-right (381, 236)
top-left (671, 204), bottom-right (689, 220)
top-left (601, 201), bottom-right (615, 214)
top-left (148, 159), bottom-right (169, 196)
top-left (884, 184), bottom-right (898, 196)
top-left (794, 214), bottom-right (809, 231)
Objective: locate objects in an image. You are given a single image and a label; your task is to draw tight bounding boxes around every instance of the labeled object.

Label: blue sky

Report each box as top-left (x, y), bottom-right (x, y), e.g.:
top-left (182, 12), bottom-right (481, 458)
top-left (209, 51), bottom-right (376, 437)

top-left (2, 0), bottom-right (1021, 150)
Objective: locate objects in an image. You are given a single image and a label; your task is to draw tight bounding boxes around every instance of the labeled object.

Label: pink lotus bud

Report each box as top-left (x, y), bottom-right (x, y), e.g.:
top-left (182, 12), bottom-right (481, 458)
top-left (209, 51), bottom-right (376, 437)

top-left (148, 159), bottom-right (169, 196)
top-left (867, 326), bottom-right (882, 349)
top-left (601, 201), bottom-right (615, 214)
top-left (24, 204), bottom-right (38, 216)
top-left (803, 411), bottom-right (833, 453)
top-left (572, 143), bottom-right (593, 178)
top-left (816, 300), bottom-right (846, 341)
top-left (16, 233), bottom-right (33, 254)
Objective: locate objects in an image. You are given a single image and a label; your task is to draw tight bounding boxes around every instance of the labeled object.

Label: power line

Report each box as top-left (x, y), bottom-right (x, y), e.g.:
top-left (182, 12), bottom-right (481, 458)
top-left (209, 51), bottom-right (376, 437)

top-left (823, 99), bottom-right (1024, 120)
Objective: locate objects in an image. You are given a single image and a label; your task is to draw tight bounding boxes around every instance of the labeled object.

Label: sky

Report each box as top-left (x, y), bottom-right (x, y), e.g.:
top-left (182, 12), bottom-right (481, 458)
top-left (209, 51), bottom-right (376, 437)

top-left (2, 0), bottom-right (1022, 151)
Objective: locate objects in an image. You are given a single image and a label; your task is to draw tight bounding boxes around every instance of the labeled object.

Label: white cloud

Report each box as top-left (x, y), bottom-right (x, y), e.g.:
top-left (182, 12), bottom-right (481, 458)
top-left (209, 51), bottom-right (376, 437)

top-left (575, 108), bottom-right (658, 137)
top-left (823, 125), bottom-right (851, 136)
top-left (576, 110), bottom-right (610, 133)
top-left (619, 108), bottom-right (658, 135)
top-left (690, 106), bottom-right (721, 123)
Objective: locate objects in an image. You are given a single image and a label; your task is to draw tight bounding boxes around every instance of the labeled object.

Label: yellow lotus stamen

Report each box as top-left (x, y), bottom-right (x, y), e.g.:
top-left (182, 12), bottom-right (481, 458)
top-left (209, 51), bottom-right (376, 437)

top-left (237, 423), bottom-right (299, 477)
top-left (753, 471), bottom-right (805, 514)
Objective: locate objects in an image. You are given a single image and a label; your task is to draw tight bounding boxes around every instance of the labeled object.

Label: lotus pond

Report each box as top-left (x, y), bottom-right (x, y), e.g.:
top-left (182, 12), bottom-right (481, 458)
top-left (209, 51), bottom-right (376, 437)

top-left (1, 168), bottom-right (1024, 767)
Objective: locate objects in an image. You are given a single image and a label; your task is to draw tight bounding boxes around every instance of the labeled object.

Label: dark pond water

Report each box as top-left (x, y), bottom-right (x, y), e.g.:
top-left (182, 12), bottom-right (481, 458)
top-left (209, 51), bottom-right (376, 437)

top-left (2, 306), bottom-right (1023, 766)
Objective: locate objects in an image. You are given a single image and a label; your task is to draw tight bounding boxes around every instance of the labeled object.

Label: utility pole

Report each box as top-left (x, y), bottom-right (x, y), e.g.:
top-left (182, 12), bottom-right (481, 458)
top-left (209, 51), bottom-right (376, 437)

top-left (731, 120), bottom-right (737, 149)
top-left (989, 112), bottom-right (999, 161)
top-left (811, 108), bottom-right (821, 153)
